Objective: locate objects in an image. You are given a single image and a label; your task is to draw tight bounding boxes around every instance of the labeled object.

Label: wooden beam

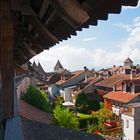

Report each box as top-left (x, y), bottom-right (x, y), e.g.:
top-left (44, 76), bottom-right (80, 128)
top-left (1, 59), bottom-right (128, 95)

top-left (26, 15), bottom-right (58, 44)
top-left (45, 10), bottom-right (56, 25)
top-left (38, 0), bottom-right (49, 19)
top-left (49, 0), bottom-right (89, 28)
top-left (0, 0), bottom-right (14, 119)
top-left (122, 0), bottom-right (138, 6)
top-left (23, 42), bottom-right (37, 56)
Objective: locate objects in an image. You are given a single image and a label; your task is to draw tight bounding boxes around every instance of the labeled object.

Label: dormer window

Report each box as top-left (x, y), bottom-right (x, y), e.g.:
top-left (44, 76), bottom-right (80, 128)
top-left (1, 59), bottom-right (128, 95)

top-left (122, 84), bottom-right (126, 92)
top-left (130, 85), bottom-right (135, 93)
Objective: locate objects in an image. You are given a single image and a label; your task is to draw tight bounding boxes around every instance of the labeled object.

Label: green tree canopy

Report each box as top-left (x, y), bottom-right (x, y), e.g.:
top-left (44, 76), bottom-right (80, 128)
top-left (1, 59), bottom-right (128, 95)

top-left (53, 105), bottom-right (79, 130)
top-left (75, 92), bottom-right (100, 113)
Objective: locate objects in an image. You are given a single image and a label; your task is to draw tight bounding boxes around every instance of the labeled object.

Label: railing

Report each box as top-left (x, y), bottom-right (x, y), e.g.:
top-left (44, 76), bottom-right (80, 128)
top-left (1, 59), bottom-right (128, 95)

top-left (4, 74), bottom-right (31, 140)
top-left (14, 74), bottom-right (30, 116)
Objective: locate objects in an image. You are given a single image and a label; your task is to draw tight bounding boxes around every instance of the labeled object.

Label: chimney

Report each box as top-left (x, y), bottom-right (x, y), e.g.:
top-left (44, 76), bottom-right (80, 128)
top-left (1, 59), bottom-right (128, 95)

top-left (113, 84), bottom-right (117, 92)
top-left (84, 66), bottom-right (87, 71)
top-left (61, 74), bottom-right (65, 81)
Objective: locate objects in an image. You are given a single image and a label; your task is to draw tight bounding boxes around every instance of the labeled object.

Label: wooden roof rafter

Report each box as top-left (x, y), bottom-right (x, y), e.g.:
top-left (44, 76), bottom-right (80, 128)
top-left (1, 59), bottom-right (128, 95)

top-left (49, 0), bottom-right (90, 28)
top-left (9, 0), bottom-right (140, 65)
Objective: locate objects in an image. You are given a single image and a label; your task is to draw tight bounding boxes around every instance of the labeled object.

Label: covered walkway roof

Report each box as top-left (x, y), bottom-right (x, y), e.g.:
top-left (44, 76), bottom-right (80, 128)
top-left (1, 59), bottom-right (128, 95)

top-left (1, 0), bottom-right (139, 65)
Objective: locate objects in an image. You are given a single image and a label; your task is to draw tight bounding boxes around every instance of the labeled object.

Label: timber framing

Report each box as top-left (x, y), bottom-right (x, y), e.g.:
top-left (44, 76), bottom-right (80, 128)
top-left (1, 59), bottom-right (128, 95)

top-left (0, 0), bottom-right (14, 119)
top-left (1, 0), bottom-right (139, 66)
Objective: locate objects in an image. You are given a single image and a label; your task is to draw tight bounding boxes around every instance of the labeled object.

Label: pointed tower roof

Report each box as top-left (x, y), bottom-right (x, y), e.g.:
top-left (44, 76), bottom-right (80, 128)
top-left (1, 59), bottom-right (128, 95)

top-left (54, 60), bottom-right (64, 70)
top-left (32, 61), bottom-right (38, 69)
top-left (38, 62), bottom-right (46, 73)
top-left (124, 57), bottom-right (133, 63)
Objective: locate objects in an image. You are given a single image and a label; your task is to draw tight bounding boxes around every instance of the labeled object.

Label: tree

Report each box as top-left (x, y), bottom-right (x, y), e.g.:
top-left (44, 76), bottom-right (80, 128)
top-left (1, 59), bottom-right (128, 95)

top-left (75, 92), bottom-right (89, 113)
top-left (75, 92), bottom-right (100, 114)
top-left (53, 105), bottom-right (79, 130)
top-left (94, 107), bottom-right (112, 131)
top-left (87, 108), bottom-right (112, 134)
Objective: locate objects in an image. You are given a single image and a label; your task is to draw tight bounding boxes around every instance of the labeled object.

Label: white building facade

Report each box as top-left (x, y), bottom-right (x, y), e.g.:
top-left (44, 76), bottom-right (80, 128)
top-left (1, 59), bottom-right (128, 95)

top-left (121, 104), bottom-right (140, 140)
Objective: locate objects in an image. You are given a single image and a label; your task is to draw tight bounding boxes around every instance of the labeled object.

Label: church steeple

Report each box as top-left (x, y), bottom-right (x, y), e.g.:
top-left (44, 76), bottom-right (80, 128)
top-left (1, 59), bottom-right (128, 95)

top-left (124, 57), bottom-right (133, 67)
top-left (38, 62), bottom-right (45, 73)
top-left (54, 60), bottom-right (64, 73)
top-left (32, 61), bottom-right (38, 71)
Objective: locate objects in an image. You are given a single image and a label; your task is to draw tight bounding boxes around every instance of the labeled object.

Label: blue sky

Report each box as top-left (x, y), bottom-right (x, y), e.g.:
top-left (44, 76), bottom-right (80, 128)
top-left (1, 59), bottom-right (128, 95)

top-left (31, 2), bottom-right (140, 72)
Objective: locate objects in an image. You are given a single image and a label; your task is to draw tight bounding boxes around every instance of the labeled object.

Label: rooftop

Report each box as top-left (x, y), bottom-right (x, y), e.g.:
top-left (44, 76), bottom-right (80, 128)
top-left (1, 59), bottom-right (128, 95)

top-left (104, 91), bottom-right (140, 103)
top-left (95, 74), bottom-right (130, 88)
top-left (3, 0), bottom-right (138, 65)
top-left (56, 70), bottom-right (85, 86)
top-left (124, 58), bottom-right (133, 63)
top-left (54, 60), bottom-right (64, 70)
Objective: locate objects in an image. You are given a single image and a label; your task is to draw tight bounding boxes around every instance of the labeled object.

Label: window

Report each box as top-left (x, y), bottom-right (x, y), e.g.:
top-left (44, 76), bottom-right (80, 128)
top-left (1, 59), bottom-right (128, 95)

top-left (119, 102), bottom-right (122, 107)
top-left (122, 84), bottom-right (126, 92)
top-left (111, 100), bottom-right (115, 105)
top-left (130, 85), bottom-right (135, 93)
top-left (126, 120), bottom-right (129, 128)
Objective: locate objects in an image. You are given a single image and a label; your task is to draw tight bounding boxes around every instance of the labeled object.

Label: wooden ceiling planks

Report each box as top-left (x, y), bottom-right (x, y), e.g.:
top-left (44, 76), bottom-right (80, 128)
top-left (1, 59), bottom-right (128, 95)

top-left (10, 0), bottom-right (139, 65)
top-left (49, 0), bottom-right (89, 28)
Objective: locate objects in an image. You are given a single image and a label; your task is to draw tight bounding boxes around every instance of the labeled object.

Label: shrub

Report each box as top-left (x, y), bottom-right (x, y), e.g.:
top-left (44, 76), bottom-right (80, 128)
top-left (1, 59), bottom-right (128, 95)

top-left (53, 105), bottom-right (79, 130)
top-left (99, 102), bottom-right (105, 109)
top-left (87, 123), bottom-right (98, 134)
top-left (22, 85), bottom-right (51, 112)
top-left (94, 107), bottom-right (112, 131)
top-left (51, 95), bottom-right (64, 108)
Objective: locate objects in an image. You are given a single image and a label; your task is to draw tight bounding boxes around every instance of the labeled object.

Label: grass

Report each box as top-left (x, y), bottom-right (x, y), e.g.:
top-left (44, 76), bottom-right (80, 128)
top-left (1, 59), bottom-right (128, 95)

top-left (77, 113), bottom-right (93, 119)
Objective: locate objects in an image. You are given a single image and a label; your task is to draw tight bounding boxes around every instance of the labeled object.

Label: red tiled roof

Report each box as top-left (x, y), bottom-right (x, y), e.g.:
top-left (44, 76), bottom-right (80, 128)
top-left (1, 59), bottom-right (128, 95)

top-left (83, 77), bottom-right (102, 89)
top-left (56, 70), bottom-right (85, 85)
top-left (97, 89), bottom-right (108, 96)
top-left (95, 74), bottom-right (130, 88)
top-left (104, 91), bottom-right (140, 103)
top-left (19, 100), bottom-right (52, 124)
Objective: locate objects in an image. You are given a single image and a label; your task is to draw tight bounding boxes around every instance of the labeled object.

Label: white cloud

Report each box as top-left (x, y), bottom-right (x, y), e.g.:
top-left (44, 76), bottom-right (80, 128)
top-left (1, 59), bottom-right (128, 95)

top-left (114, 23), bottom-right (132, 32)
top-left (83, 37), bottom-right (97, 42)
top-left (31, 16), bottom-right (140, 72)
top-left (122, 1), bottom-right (140, 10)
top-left (30, 46), bottom-right (94, 72)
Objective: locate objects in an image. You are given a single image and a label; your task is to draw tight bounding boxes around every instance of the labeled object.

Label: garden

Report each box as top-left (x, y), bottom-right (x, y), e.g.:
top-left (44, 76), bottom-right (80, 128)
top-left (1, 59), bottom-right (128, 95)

top-left (22, 85), bottom-right (122, 138)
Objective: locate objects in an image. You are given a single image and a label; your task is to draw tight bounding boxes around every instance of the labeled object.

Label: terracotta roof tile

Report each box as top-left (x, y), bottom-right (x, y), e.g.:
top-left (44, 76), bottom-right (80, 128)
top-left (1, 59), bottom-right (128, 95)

top-left (104, 91), bottom-right (140, 103)
top-left (97, 89), bottom-right (108, 96)
top-left (95, 74), bottom-right (130, 88)
top-left (56, 70), bottom-right (85, 85)
top-left (19, 100), bottom-right (52, 124)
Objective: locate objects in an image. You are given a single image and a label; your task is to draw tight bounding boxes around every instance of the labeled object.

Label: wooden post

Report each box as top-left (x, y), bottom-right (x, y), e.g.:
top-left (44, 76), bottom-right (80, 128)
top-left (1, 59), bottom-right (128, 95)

top-left (0, 1), bottom-right (14, 119)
